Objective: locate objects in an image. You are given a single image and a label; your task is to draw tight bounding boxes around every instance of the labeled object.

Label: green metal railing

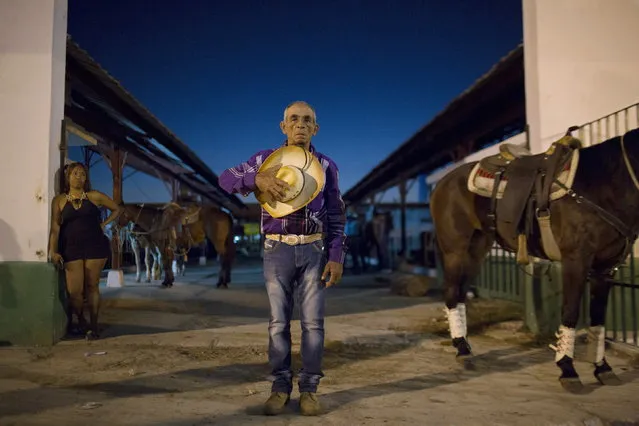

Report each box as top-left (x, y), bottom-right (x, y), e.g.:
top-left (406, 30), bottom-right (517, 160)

top-left (608, 260), bottom-right (639, 346)
top-left (476, 245), bottom-right (525, 303)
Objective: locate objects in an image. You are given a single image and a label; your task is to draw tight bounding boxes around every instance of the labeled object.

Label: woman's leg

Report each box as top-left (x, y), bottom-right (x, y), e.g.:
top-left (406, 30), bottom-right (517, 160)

top-left (64, 260), bottom-right (86, 334)
top-left (83, 258), bottom-right (107, 339)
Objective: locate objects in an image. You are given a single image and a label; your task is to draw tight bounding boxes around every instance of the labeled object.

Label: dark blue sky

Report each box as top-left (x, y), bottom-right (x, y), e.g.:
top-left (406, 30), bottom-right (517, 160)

top-left (67, 0), bottom-right (522, 204)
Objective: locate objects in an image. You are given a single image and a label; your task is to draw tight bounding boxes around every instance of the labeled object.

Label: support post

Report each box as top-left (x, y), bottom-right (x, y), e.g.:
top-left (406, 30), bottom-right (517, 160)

top-left (0, 0), bottom-right (69, 346)
top-left (171, 179), bottom-right (180, 202)
top-left (82, 146), bottom-right (95, 183)
top-left (103, 145), bottom-right (125, 287)
top-left (58, 118), bottom-right (68, 194)
top-left (399, 179), bottom-right (408, 258)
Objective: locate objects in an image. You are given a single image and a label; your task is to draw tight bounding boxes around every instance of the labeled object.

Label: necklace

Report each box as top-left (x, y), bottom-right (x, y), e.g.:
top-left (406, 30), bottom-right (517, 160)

top-left (66, 192), bottom-right (87, 211)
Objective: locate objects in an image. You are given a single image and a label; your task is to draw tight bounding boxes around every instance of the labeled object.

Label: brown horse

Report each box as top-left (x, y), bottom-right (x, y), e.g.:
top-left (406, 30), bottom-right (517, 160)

top-left (119, 203), bottom-right (198, 288)
top-left (119, 202), bottom-right (236, 288)
top-left (176, 204), bottom-right (237, 289)
top-left (430, 127), bottom-right (639, 392)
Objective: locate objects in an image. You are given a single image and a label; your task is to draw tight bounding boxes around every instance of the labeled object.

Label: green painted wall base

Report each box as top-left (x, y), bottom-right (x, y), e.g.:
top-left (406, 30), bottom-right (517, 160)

top-left (0, 262), bottom-right (67, 346)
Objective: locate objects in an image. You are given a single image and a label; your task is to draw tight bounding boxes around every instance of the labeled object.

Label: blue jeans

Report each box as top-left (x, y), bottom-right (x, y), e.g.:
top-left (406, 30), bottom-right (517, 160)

top-left (263, 238), bottom-right (327, 394)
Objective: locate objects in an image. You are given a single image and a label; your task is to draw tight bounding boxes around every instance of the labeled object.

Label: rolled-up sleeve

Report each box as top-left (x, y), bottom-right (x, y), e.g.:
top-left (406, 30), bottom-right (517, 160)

top-left (324, 162), bottom-right (347, 264)
top-left (218, 153), bottom-right (261, 196)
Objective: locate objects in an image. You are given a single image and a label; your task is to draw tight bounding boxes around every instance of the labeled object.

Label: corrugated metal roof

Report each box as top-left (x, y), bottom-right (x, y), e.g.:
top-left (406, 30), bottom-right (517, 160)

top-left (65, 35), bottom-right (246, 211)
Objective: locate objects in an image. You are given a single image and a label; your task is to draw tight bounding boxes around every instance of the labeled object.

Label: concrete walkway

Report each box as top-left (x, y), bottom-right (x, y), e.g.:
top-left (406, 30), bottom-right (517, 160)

top-left (1, 262), bottom-right (638, 425)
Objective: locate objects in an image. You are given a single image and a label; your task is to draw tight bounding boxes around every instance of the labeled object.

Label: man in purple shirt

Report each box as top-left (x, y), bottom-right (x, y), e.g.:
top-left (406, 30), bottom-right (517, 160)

top-left (218, 101), bottom-right (346, 416)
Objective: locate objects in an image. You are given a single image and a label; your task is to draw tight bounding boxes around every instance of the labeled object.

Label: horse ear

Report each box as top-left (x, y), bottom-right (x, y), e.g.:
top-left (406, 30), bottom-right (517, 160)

top-left (565, 125), bottom-right (580, 136)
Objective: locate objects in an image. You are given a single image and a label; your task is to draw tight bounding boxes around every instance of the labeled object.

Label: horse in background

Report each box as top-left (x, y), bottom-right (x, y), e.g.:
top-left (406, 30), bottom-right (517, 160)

top-left (121, 221), bottom-right (163, 283)
top-left (362, 210), bottom-right (394, 271)
top-left (118, 203), bottom-right (200, 288)
top-left (430, 127), bottom-right (639, 392)
top-left (119, 202), bottom-right (236, 288)
top-left (176, 204), bottom-right (236, 288)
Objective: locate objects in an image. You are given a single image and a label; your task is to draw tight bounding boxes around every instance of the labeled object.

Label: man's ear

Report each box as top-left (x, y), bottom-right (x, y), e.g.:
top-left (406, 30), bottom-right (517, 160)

top-left (312, 123), bottom-right (320, 136)
top-left (280, 121), bottom-right (286, 134)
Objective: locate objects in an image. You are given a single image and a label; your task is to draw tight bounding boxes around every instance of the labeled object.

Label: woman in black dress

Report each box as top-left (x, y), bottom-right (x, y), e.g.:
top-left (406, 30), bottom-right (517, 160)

top-left (48, 162), bottom-right (122, 340)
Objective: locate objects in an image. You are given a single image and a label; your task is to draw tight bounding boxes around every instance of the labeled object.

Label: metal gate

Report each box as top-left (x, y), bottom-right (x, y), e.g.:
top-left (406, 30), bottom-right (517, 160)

top-left (475, 244), bottom-right (524, 303)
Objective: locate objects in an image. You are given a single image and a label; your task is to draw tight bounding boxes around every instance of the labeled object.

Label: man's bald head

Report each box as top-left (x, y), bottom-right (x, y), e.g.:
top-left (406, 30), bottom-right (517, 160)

top-left (283, 101), bottom-right (317, 122)
top-left (280, 101), bottom-right (319, 149)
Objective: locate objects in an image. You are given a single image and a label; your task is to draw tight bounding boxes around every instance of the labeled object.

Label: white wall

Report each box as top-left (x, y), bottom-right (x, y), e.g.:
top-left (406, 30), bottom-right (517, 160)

top-left (523, 0), bottom-right (639, 153)
top-left (0, 0), bottom-right (68, 262)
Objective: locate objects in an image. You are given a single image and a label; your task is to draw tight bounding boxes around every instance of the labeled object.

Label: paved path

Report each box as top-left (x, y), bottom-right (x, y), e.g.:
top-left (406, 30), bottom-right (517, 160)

top-left (1, 263), bottom-right (638, 425)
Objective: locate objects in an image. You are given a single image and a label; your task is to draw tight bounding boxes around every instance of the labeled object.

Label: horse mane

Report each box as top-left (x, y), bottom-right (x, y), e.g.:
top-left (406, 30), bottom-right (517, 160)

top-left (575, 127), bottom-right (639, 178)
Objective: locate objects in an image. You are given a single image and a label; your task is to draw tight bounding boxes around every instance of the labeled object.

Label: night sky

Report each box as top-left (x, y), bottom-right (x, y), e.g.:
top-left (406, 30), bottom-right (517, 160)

top-left (66, 0), bottom-right (522, 204)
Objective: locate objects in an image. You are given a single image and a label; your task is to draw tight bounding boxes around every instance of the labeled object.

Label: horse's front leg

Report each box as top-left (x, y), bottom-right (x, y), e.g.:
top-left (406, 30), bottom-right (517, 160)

top-left (179, 253), bottom-right (187, 276)
top-left (130, 237), bottom-right (142, 283)
top-left (552, 256), bottom-right (592, 393)
top-left (153, 247), bottom-right (162, 280)
top-left (217, 254), bottom-right (230, 289)
top-left (442, 251), bottom-right (474, 363)
top-left (144, 246), bottom-right (153, 282)
top-left (161, 247), bottom-right (175, 288)
top-left (587, 271), bottom-right (622, 386)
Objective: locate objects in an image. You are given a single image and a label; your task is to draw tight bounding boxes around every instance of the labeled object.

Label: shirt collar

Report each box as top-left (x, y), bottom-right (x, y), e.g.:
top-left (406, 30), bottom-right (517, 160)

top-left (283, 139), bottom-right (316, 153)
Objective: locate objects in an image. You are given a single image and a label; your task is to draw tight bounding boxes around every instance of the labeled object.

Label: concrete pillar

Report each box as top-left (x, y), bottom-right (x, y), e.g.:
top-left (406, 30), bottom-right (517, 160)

top-left (522, 0), bottom-right (639, 334)
top-left (0, 0), bottom-right (69, 345)
top-left (523, 0), bottom-right (639, 153)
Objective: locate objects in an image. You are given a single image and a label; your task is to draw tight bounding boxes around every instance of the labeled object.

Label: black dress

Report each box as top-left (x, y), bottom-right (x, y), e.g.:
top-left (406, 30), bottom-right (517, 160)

top-left (58, 197), bottom-right (111, 262)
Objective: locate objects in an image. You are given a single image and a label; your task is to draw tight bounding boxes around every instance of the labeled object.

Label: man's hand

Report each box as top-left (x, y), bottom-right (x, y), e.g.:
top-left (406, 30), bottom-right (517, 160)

top-left (255, 165), bottom-right (290, 202)
top-left (321, 261), bottom-right (343, 287)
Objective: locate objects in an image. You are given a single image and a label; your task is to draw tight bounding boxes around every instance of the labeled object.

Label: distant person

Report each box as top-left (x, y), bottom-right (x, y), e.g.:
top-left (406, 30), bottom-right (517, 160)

top-left (48, 162), bottom-right (121, 340)
top-left (345, 210), bottom-right (366, 274)
top-left (219, 101), bottom-right (346, 416)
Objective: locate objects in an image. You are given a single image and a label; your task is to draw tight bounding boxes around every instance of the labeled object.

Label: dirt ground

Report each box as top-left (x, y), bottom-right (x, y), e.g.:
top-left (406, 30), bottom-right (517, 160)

top-left (1, 264), bottom-right (638, 426)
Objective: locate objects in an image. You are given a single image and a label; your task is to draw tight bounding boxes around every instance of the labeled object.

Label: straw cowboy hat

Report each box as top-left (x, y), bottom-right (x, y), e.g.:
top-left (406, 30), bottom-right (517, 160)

top-left (255, 145), bottom-right (325, 218)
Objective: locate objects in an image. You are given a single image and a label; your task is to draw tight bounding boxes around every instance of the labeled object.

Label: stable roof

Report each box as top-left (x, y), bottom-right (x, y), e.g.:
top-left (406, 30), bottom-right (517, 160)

top-left (343, 44), bottom-right (526, 204)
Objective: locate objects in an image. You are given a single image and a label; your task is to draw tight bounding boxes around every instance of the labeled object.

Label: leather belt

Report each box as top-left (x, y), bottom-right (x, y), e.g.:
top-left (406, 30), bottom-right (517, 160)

top-left (265, 233), bottom-right (323, 246)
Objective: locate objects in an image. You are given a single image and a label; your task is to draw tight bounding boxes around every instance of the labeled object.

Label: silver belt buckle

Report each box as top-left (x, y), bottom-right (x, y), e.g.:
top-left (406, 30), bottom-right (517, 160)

top-left (284, 235), bottom-right (301, 245)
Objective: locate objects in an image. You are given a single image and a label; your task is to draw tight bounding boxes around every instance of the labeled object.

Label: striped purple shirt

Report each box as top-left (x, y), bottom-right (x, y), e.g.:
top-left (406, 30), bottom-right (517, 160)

top-left (218, 142), bottom-right (347, 264)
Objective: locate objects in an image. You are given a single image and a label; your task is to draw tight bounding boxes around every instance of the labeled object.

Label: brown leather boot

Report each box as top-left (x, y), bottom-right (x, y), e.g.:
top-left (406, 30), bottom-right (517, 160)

top-left (299, 392), bottom-right (321, 416)
top-left (263, 392), bottom-right (290, 416)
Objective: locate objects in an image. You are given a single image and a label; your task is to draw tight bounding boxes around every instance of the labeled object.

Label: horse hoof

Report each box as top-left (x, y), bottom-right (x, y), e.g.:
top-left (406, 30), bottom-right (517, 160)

top-left (596, 370), bottom-right (622, 386)
top-left (559, 377), bottom-right (585, 394)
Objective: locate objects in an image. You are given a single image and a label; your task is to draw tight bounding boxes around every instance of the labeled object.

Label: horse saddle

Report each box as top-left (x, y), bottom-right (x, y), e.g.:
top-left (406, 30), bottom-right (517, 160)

top-left (480, 136), bottom-right (582, 174)
top-left (480, 135), bottom-right (581, 263)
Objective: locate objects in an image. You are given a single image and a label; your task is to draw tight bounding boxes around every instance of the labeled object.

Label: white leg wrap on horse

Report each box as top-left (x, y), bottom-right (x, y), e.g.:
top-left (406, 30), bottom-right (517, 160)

top-left (549, 325), bottom-right (576, 362)
top-left (445, 303), bottom-right (467, 339)
top-left (587, 325), bottom-right (605, 365)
